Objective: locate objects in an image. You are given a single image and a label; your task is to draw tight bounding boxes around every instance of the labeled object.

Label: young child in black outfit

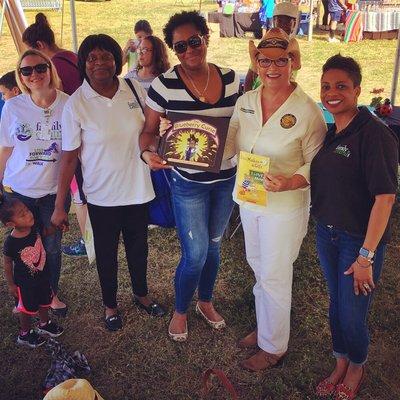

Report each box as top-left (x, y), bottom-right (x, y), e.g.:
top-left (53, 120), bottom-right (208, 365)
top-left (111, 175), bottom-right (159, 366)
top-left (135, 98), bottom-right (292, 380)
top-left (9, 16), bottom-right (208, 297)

top-left (1, 196), bottom-right (63, 348)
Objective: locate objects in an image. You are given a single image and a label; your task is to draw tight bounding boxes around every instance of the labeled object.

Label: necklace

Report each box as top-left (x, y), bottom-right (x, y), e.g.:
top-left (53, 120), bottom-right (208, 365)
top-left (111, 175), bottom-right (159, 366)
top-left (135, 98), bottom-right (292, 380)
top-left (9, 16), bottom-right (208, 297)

top-left (182, 64), bottom-right (210, 102)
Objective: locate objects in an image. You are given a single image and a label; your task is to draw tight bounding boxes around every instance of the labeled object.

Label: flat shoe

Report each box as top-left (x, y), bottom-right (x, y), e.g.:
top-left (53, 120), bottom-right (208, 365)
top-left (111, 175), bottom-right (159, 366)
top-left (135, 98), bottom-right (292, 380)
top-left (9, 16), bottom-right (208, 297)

top-left (134, 298), bottom-right (166, 317)
top-left (168, 321), bottom-right (188, 342)
top-left (50, 306), bottom-right (68, 318)
top-left (316, 377), bottom-right (338, 397)
top-left (334, 366), bottom-right (365, 400)
top-left (240, 350), bottom-right (285, 372)
top-left (105, 313), bottom-right (122, 331)
top-left (237, 330), bottom-right (257, 348)
top-left (195, 303), bottom-right (226, 330)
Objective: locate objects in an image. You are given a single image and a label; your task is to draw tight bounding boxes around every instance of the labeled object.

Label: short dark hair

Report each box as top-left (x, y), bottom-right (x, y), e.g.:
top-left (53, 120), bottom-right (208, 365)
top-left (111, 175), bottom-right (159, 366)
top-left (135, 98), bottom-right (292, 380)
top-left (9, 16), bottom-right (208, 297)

top-left (0, 71), bottom-right (18, 90)
top-left (22, 12), bottom-right (55, 48)
top-left (77, 34), bottom-right (122, 82)
top-left (134, 20), bottom-right (153, 35)
top-left (163, 10), bottom-right (209, 49)
top-left (0, 196), bottom-right (21, 225)
top-left (322, 54), bottom-right (362, 87)
top-left (138, 35), bottom-right (170, 76)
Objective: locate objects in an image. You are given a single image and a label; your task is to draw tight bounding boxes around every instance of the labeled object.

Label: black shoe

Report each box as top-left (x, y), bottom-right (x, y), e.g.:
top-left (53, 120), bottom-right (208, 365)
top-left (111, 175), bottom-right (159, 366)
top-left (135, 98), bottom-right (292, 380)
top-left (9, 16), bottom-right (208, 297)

top-left (17, 330), bottom-right (46, 348)
top-left (50, 306), bottom-right (68, 318)
top-left (134, 297), bottom-right (166, 317)
top-left (105, 313), bottom-right (122, 331)
top-left (37, 320), bottom-right (64, 338)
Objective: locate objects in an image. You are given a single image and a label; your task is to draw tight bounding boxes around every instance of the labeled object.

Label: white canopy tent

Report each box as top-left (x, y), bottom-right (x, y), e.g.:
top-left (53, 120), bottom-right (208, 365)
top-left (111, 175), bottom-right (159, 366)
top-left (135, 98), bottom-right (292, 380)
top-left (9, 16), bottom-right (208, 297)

top-left (1, 0), bottom-right (399, 104)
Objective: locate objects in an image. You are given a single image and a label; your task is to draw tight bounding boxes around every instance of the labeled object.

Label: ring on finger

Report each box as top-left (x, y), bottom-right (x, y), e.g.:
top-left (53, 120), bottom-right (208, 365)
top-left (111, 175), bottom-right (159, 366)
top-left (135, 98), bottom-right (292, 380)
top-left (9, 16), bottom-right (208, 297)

top-left (363, 283), bottom-right (370, 290)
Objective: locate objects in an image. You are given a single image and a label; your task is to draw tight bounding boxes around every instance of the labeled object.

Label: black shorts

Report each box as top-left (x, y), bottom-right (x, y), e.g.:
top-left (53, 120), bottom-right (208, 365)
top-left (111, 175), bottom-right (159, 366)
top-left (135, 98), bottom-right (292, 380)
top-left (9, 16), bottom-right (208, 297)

top-left (16, 278), bottom-right (52, 315)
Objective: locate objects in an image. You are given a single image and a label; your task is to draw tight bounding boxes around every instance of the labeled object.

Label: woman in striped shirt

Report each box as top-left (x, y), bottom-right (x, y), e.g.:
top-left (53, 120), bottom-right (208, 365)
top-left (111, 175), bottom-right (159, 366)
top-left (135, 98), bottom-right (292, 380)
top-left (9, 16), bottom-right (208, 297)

top-left (139, 11), bottom-right (240, 342)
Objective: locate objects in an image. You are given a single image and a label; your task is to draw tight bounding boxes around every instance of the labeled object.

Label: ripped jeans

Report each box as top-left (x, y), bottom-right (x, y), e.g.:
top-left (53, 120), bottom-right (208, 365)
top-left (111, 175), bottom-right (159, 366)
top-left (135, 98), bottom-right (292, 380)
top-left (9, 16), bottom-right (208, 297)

top-left (170, 172), bottom-right (235, 314)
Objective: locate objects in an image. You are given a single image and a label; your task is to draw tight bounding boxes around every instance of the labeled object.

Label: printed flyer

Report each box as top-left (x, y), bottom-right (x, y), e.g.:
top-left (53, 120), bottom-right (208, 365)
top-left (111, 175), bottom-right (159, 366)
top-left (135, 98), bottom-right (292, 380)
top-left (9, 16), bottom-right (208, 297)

top-left (236, 151), bottom-right (270, 206)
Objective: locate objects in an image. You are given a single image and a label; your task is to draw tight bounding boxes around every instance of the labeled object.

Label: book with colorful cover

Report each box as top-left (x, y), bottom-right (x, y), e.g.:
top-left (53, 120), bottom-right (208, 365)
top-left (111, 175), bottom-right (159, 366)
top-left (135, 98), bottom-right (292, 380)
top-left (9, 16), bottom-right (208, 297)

top-left (158, 112), bottom-right (230, 173)
top-left (236, 151), bottom-right (270, 206)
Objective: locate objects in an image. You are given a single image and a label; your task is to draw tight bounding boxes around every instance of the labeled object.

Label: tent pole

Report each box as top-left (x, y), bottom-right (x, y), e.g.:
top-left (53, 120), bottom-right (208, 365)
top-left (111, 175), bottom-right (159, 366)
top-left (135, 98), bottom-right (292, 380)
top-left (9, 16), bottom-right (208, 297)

top-left (308, 0), bottom-right (314, 41)
top-left (390, 29), bottom-right (400, 106)
top-left (70, 0), bottom-right (78, 53)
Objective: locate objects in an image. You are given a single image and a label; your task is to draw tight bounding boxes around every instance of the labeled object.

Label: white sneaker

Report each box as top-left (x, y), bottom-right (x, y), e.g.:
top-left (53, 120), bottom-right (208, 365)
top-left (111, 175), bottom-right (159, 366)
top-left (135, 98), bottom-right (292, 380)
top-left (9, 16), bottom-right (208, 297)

top-left (328, 37), bottom-right (340, 43)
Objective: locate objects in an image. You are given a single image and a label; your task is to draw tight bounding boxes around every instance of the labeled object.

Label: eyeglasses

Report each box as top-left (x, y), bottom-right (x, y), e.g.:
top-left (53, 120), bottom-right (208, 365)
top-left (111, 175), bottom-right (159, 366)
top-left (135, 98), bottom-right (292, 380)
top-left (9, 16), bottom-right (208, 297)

top-left (19, 63), bottom-right (50, 76)
top-left (173, 35), bottom-right (204, 54)
top-left (137, 48), bottom-right (153, 55)
top-left (257, 57), bottom-right (290, 68)
top-left (86, 53), bottom-right (115, 64)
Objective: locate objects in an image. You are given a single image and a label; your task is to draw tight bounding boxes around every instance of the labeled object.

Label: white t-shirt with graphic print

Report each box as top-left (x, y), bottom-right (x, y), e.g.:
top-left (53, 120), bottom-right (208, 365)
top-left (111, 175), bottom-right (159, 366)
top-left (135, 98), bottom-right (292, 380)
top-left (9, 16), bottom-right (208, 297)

top-left (0, 90), bottom-right (69, 198)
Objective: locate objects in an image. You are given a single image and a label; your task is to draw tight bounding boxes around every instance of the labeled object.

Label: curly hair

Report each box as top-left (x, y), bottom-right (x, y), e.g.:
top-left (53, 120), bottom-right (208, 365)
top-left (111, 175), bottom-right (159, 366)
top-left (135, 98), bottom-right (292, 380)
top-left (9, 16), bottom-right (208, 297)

top-left (163, 10), bottom-right (209, 49)
top-left (322, 54), bottom-right (362, 87)
top-left (77, 34), bottom-right (122, 82)
top-left (22, 13), bottom-right (55, 48)
top-left (138, 36), bottom-right (170, 76)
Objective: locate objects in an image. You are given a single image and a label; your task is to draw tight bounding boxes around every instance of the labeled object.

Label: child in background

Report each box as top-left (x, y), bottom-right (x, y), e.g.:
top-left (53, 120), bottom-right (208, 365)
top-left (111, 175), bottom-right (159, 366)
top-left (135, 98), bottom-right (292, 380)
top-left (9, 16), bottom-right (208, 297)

top-left (1, 196), bottom-right (63, 348)
top-left (0, 71), bottom-right (21, 101)
top-left (259, 0), bottom-right (275, 33)
top-left (122, 20), bottom-right (153, 72)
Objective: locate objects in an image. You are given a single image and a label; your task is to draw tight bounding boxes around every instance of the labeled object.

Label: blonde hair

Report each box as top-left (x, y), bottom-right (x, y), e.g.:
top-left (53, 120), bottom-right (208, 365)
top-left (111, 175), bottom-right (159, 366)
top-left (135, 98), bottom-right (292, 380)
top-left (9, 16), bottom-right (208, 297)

top-left (15, 49), bottom-right (61, 94)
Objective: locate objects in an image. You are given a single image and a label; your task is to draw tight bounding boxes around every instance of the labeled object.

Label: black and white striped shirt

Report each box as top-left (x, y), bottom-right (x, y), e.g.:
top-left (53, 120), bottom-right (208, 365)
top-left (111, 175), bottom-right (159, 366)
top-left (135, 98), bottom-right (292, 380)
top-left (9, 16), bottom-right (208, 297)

top-left (146, 64), bottom-right (240, 183)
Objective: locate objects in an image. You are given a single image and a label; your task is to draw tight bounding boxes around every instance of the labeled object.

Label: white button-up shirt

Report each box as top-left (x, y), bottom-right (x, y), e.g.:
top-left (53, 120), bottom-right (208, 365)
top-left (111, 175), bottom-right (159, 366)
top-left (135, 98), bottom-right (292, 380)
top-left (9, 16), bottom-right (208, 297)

top-left (227, 84), bottom-right (327, 213)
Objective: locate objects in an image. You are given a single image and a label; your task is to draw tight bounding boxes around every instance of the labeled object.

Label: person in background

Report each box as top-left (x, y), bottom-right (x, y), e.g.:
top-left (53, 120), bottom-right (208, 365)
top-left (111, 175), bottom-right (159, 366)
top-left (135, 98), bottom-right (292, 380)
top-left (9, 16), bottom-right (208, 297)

top-left (51, 34), bottom-right (165, 332)
top-left (0, 71), bottom-right (21, 101)
top-left (228, 28), bottom-right (326, 371)
top-left (0, 49), bottom-right (70, 316)
top-left (244, 2), bottom-right (300, 92)
top-left (259, 0), bottom-right (275, 34)
top-left (23, 13), bottom-right (87, 258)
top-left (327, 0), bottom-right (347, 42)
top-left (122, 20), bottom-right (153, 73)
top-left (140, 11), bottom-right (240, 342)
top-left (312, 54), bottom-right (398, 400)
top-left (1, 196), bottom-right (64, 348)
top-left (125, 35), bottom-right (170, 92)
top-left (321, 0), bottom-right (331, 30)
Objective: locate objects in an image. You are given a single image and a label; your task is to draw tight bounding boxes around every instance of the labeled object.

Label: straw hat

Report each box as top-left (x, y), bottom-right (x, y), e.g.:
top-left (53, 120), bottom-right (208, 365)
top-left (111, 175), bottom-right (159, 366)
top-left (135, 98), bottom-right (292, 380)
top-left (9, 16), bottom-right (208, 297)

top-left (273, 2), bottom-right (299, 19)
top-left (249, 28), bottom-right (301, 72)
top-left (43, 379), bottom-right (104, 400)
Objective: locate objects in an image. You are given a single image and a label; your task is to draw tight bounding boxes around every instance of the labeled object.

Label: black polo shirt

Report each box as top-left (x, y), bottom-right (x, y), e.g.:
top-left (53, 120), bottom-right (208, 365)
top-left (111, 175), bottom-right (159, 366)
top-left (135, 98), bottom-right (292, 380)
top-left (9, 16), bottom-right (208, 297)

top-left (310, 107), bottom-right (398, 243)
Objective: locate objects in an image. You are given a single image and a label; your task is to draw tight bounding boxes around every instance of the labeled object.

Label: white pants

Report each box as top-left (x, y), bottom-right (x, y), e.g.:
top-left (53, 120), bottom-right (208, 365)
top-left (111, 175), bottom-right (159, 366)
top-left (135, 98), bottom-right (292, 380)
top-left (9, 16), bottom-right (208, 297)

top-left (240, 205), bottom-right (309, 354)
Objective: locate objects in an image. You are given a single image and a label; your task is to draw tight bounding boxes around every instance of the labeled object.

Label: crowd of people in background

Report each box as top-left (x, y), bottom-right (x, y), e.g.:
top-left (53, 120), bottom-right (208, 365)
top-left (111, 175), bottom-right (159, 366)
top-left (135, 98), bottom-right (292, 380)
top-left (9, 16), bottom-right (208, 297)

top-left (0, 6), bottom-right (398, 400)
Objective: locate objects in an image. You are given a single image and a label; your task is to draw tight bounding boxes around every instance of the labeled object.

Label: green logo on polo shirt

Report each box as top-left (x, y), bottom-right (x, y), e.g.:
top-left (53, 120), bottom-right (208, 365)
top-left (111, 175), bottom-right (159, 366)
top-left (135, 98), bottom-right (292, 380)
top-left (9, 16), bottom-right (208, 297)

top-left (334, 144), bottom-right (351, 158)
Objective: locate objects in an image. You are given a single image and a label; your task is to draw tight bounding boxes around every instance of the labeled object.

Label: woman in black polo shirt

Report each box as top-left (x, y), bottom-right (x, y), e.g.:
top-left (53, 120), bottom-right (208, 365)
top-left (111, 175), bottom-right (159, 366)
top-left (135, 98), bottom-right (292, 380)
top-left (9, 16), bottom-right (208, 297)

top-left (310, 54), bottom-right (398, 400)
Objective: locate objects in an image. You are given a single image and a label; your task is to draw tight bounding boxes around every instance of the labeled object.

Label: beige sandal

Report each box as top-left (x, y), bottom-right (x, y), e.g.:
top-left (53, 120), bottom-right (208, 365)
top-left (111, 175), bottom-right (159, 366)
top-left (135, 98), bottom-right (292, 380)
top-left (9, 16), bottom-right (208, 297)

top-left (195, 303), bottom-right (226, 330)
top-left (168, 320), bottom-right (188, 342)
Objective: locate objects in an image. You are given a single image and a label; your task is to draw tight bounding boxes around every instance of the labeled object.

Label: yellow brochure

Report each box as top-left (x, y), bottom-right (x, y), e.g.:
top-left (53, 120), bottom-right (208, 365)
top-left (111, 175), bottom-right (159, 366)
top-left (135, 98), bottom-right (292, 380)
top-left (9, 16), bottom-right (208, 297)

top-left (236, 151), bottom-right (270, 206)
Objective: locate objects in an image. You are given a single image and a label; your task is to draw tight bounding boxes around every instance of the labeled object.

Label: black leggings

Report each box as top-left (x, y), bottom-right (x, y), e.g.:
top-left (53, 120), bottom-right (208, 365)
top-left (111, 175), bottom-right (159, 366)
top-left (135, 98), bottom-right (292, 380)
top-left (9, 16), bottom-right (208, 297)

top-left (88, 203), bottom-right (149, 309)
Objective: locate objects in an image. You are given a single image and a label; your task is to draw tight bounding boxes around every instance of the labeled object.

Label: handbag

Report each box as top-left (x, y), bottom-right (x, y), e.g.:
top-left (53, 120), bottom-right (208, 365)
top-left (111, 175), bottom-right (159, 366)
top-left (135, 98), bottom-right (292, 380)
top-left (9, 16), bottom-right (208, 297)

top-left (124, 79), bottom-right (176, 228)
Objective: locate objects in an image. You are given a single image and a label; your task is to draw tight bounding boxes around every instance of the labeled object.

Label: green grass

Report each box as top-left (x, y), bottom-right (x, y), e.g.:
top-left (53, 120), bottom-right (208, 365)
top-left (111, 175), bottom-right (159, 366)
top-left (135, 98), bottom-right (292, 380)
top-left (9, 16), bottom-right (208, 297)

top-left (0, 1), bottom-right (400, 398)
top-left (0, 0), bottom-right (399, 104)
top-left (0, 203), bottom-right (399, 400)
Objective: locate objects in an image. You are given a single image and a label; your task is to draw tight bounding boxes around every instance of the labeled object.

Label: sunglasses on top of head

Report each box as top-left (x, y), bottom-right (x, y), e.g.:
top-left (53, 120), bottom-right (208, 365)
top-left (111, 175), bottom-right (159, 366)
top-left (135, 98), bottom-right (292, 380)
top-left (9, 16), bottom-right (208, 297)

top-left (19, 63), bottom-right (50, 77)
top-left (173, 35), bottom-right (204, 54)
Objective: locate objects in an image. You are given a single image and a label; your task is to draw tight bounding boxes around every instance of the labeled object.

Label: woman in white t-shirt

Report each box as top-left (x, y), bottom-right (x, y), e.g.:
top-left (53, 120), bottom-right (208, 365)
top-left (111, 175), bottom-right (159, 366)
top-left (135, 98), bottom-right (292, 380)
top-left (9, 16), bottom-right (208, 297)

top-left (51, 34), bottom-right (165, 332)
top-left (0, 49), bottom-right (69, 315)
top-left (227, 28), bottom-right (326, 371)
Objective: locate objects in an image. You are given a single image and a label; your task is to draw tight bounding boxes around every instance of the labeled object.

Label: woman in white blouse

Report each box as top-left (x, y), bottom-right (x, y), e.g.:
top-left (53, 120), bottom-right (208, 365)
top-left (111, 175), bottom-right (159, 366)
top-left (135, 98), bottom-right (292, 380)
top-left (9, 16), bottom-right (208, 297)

top-left (227, 28), bottom-right (326, 371)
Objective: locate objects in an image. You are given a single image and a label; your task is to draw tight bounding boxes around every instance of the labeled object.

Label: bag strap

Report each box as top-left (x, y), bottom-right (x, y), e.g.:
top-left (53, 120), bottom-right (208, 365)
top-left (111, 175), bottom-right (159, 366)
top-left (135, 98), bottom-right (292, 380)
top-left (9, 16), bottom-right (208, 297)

top-left (202, 368), bottom-right (238, 399)
top-left (125, 78), bottom-right (145, 114)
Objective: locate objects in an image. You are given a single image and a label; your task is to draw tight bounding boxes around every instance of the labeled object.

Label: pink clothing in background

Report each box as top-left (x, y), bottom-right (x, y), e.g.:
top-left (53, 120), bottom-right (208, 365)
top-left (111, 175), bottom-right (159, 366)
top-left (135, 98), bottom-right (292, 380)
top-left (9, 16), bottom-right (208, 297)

top-left (52, 51), bottom-right (82, 95)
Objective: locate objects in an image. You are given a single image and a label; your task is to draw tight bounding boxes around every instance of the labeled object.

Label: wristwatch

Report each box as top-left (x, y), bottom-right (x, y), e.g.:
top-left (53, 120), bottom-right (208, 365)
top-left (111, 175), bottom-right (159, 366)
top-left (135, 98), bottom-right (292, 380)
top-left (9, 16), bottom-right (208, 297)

top-left (359, 247), bottom-right (375, 261)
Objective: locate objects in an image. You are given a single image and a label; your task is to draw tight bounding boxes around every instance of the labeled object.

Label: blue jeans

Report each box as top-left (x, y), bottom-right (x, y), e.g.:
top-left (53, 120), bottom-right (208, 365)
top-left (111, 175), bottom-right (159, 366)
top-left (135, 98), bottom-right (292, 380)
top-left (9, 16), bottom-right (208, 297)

top-left (316, 223), bottom-right (386, 365)
top-left (170, 173), bottom-right (235, 314)
top-left (5, 191), bottom-right (70, 294)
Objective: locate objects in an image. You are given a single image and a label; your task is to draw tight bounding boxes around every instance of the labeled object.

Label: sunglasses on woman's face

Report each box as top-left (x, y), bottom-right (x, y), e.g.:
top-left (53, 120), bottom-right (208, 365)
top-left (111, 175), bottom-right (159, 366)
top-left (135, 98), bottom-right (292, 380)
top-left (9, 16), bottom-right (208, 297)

top-left (173, 35), bottom-right (204, 54)
top-left (257, 57), bottom-right (290, 68)
top-left (19, 63), bottom-right (50, 76)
